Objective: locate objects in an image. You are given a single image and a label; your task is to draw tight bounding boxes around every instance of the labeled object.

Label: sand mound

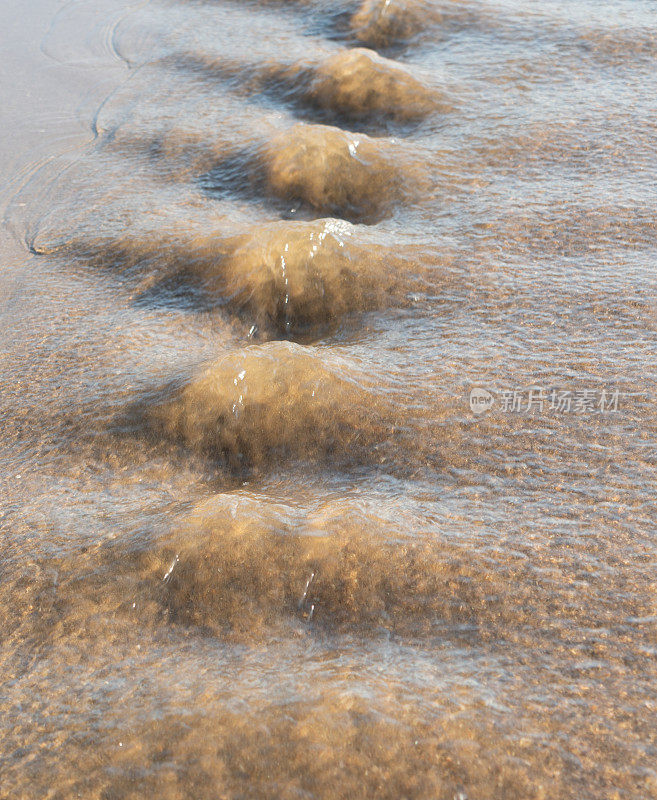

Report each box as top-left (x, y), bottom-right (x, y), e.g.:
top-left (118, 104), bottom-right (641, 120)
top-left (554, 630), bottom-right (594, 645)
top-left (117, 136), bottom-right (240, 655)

top-left (308, 47), bottom-right (439, 120)
top-left (263, 123), bottom-right (418, 222)
top-left (148, 341), bottom-right (398, 469)
top-left (350, 0), bottom-right (442, 48)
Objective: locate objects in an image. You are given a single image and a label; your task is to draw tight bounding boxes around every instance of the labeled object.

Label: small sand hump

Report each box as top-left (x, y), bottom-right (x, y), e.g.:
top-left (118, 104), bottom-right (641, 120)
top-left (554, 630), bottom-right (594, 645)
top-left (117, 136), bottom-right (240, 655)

top-left (148, 493), bottom-right (506, 636)
top-left (169, 46), bottom-right (443, 125)
top-left (219, 219), bottom-right (411, 332)
top-left (350, 0), bottom-right (442, 49)
top-left (307, 47), bottom-right (440, 121)
top-left (147, 341), bottom-right (398, 469)
top-left (262, 122), bottom-right (422, 222)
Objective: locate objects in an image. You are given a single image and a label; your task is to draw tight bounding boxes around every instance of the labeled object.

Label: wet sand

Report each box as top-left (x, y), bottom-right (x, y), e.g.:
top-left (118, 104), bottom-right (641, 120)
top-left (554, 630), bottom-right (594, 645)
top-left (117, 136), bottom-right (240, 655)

top-left (1, 0), bottom-right (657, 798)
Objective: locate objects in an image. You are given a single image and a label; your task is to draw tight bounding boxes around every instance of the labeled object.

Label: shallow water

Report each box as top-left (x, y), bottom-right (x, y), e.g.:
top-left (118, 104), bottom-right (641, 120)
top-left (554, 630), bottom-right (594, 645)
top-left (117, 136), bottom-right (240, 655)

top-left (1, 0), bottom-right (656, 798)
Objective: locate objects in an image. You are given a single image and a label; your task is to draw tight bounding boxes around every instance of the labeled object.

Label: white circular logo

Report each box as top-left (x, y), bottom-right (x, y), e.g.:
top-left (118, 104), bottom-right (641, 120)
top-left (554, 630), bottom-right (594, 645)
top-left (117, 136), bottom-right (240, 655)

top-left (469, 387), bottom-right (494, 416)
